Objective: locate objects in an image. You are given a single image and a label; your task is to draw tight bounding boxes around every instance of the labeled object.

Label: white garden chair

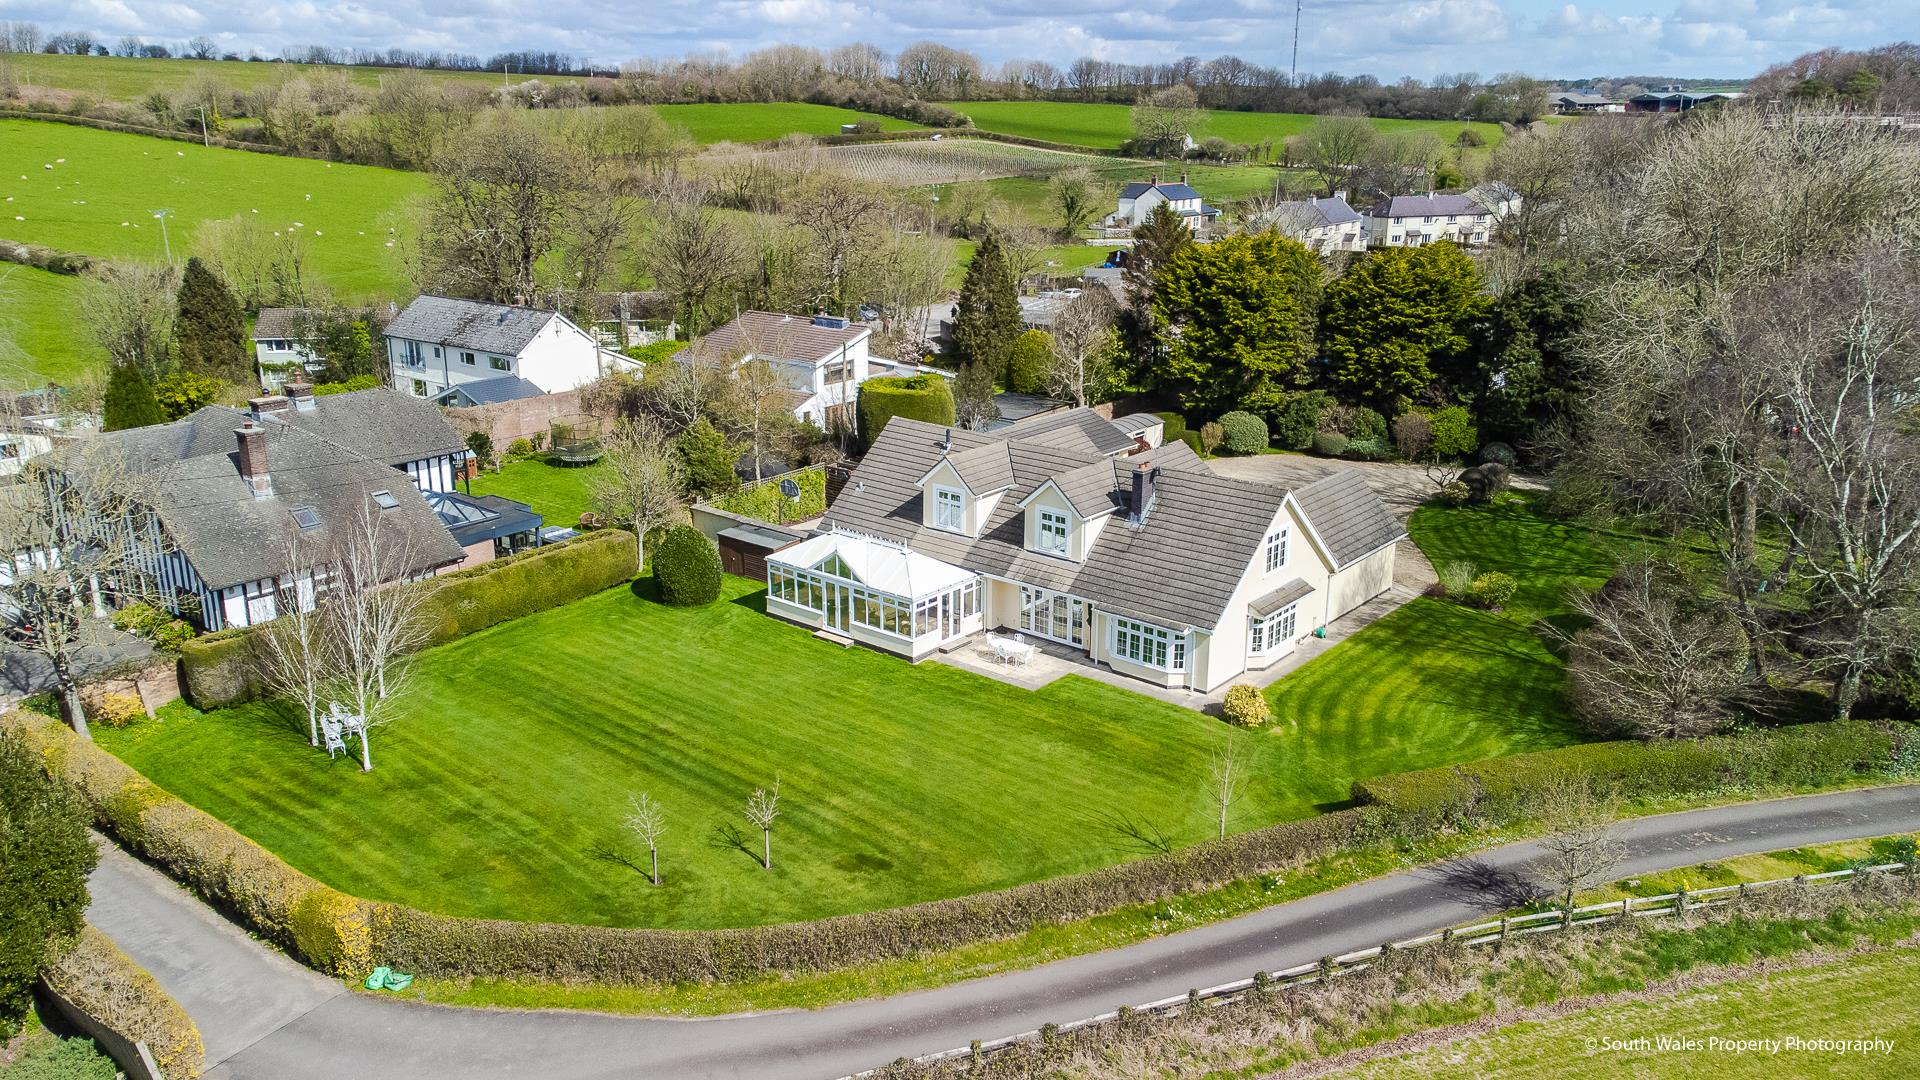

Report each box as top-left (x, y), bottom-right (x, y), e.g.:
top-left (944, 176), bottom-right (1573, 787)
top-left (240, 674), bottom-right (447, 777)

top-left (320, 716), bottom-right (346, 759)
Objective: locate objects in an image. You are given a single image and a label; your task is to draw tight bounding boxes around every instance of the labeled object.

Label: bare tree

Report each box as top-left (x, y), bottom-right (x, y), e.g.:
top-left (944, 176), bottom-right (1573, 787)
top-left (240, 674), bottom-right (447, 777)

top-left (1532, 775), bottom-right (1626, 919)
top-left (589, 417), bottom-right (684, 575)
top-left (0, 446), bottom-right (160, 737)
top-left (423, 112), bottom-right (573, 304)
top-left (1205, 743), bottom-right (1247, 840)
top-left (325, 499), bottom-right (432, 772)
top-left (255, 536), bottom-right (337, 747)
top-left (1130, 84), bottom-right (1201, 158)
top-left (625, 792), bottom-right (666, 886)
top-left (84, 262), bottom-right (178, 383)
top-left (724, 358), bottom-right (791, 484)
top-left (1301, 114), bottom-right (1377, 196)
top-left (1481, 126), bottom-right (1585, 275)
top-left (1046, 288), bottom-right (1118, 407)
top-left (1566, 561), bottom-right (1746, 740)
top-left (640, 178), bottom-right (744, 336)
top-left (788, 175), bottom-right (892, 317)
top-left (743, 778), bottom-right (781, 870)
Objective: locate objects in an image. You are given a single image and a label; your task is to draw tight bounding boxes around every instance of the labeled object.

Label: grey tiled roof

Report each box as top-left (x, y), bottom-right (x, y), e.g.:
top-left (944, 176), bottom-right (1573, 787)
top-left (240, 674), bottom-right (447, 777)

top-left (384, 295), bottom-right (558, 354)
top-left (824, 412), bottom-right (1300, 631)
top-left (999, 408), bottom-right (1140, 456)
top-left (682, 311), bottom-right (871, 365)
top-left (1248, 577), bottom-right (1313, 617)
top-left (1370, 194), bottom-right (1484, 220)
top-left (1292, 469), bottom-right (1406, 569)
top-left (96, 403), bottom-right (466, 590)
top-left (276, 388), bottom-right (465, 467)
top-left (434, 375), bottom-right (546, 407)
top-left (1041, 460), bottom-right (1124, 519)
top-left (942, 442), bottom-right (1016, 494)
top-left (252, 307), bottom-right (376, 341)
top-left (1121, 181), bottom-right (1203, 201)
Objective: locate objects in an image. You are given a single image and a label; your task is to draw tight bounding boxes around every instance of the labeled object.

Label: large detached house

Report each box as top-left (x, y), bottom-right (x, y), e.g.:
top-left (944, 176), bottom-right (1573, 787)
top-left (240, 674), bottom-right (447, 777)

top-left (384, 295), bottom-right (633, 402)
top-left (1107, 178), bottom-right (1221, 232)
top-left (763, 409), bottom-right (1404, 693)
top-left (91, 384), bottom-right (539, 631)
top-left (1365, 194), bottom-right (1494, 248)
top-left (678, 311), bottom-right (877, 430)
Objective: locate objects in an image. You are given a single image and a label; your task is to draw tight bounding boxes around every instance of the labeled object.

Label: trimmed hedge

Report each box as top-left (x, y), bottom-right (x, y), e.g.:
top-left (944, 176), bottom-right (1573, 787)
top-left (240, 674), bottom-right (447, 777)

top-left (857, 375), bottom-right (956, 450)
top-left (7, 712), bottom-right (377, 982)
top-left (43, 926), bottom-right (205, 1079)
top-left (709, 467), bottom-right (827, 525)
top-left (653, 525), bottom-right (723, 606)
top-left (1352, 721), bottom-right (1903, 834)
top-left (178, 530), bottom-right (635, 709)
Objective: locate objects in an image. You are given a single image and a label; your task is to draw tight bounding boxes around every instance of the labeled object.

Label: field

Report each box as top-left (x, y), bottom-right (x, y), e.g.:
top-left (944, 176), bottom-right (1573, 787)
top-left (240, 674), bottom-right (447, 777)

top-left (705, 137), bottom-right (1145, 186)
top-left (0, 52), bottom-right (577, 102)
top-left (652, 102), bottom-right (916, 144)
top-left (1336, 948), bottom-right (1920, 1079)
top-left (94, 565), bottom-right (1576, 930)
top-left (947, 100), bottom-right (1509, 155)
top-left (0, 264), bottom-right (94, 386)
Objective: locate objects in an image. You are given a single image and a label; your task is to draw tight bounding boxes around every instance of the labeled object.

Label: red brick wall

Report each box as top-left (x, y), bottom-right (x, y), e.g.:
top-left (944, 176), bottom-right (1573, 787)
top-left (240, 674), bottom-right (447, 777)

top-left (443, 389), bottom-right (585, 448)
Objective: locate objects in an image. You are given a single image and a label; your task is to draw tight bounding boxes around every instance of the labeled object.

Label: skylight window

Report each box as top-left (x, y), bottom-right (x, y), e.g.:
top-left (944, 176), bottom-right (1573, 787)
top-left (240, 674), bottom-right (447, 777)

top-left (291, 506), bottom-right (321, 530)
top-left (371, 490), bottom-right (400, 511)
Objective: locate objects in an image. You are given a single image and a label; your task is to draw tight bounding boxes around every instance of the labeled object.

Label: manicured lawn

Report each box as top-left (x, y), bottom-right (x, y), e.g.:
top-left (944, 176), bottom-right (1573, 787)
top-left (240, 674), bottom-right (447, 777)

top-left (1335, 948), bottom-right (1920, 1079)
top-left (652, 103), bottom-right (917, 144)
top-left (947, 101), bottom-right (1508, 157)
top-left (97, 570), bottom-right (1573, 930)
top-left (467, 454), bottom-right (606, 528)
top-left (1267, 493), bottom-right (1615, 757)
top-left (0, 119), bottom-right (428, 297)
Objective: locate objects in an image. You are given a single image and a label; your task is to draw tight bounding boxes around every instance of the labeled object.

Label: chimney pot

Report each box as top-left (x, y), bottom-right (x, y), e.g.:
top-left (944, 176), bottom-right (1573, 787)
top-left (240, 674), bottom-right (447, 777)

top-left (235, 420), bottom-right (272, 499)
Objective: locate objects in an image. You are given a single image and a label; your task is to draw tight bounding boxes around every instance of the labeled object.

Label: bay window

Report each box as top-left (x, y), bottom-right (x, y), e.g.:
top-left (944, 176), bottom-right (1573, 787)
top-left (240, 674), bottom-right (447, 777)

top-left (1249, 603), bottom-right (1299, 656)
top-left (1111, 617), bottom-right (1185, 671)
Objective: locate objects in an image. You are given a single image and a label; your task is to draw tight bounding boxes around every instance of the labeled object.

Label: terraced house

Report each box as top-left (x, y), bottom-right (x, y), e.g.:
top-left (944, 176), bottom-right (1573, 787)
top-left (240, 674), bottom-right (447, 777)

top-left (764, 409), bottom-right (1404, 693)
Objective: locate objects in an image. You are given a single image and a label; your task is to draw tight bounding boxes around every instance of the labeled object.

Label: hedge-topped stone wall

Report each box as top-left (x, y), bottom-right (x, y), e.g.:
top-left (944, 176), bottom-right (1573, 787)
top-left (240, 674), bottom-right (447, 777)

top-left (177, 529), bottom-right (635, 709)
top-left (9, 708), bottom-right (1909, 992)
top-left (42, 926), bottom-right (206, 1080)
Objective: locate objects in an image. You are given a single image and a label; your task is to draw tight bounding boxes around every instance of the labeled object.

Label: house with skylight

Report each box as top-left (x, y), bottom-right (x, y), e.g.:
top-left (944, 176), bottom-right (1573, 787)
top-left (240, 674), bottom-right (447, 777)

top-left (763, 409), bottom-right (1404, 693)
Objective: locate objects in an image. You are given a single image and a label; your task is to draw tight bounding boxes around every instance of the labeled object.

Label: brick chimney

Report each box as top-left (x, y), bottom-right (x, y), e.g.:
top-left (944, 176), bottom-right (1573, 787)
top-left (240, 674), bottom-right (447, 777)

top-left (285, 377), bottom-right (316, 413)
top-left (249, 394), bottom-right (291, 421)
top-left (235, 420), bottom-right (271, 499)
top-left (1128, 461), bottom-right (1156, 524)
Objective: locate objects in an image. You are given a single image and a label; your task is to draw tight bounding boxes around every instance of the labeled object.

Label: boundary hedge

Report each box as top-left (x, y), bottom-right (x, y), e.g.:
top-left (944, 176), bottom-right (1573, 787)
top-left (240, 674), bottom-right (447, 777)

top-left (43, 926), bottom-right (205, 1079)
top-left (177, 530), bottom-right (634, 708)
top-left (1353, 721), bottom-right (1905, 833)
top-left (9, 706), bottom-right (1910, 991)
top-left (857, 375), bottom-right (955, 450)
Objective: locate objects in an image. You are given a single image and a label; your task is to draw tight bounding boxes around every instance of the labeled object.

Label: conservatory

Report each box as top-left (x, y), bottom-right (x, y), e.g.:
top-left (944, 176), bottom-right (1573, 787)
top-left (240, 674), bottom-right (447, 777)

top-left (765, 530), bottom-right (983, 659)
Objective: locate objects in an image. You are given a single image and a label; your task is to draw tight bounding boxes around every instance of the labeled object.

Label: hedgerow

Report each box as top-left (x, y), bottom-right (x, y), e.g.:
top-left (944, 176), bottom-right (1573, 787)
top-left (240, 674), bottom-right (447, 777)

top-left (43, 927), bottom-right (205, 1079)
top-left (857, 375), bottom-right (956, 450)
top-left (178, 530), bottom-right (634, 708)
top-left (708, 467), bottom-right (827, 524)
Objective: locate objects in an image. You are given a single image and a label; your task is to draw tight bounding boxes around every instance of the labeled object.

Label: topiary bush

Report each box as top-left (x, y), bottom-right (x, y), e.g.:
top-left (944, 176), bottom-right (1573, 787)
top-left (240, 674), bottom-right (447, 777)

top-left (857, 375), bottom-right (956, 450)
top-left (1477, 441), bottom-right (1517, 467)
top-left (1268, 391), bottom-right (1326, 451)
top-left (1311, 430), bottom-right (1349, 457)
top-left (86, 692), bottom-right (145, 730)
top-left (1348, 406), bottom-right (1388, 443)
top-left (1429, 405), bottom-right (1479, 459)
top-left (1465, 571), bottom-right (1517, 610)
top-left (1217, 411), bottom-right (1269, 455)
top-left (1460, 462), bottom-right (1510, 503)
top-left (1221, 685), bottom-right (1270, 728)
top-left (652, 524), bottom-right (723, 606)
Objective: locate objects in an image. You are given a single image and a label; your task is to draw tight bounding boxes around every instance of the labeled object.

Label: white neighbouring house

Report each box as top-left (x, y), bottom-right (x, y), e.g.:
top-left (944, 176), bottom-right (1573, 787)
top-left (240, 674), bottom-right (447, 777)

top-left (677, 311), bottom-right (877, 431)
top-left (1259, 194), bottom-right (1368, 255)
top-left (1106, 177), bottom-right (1221, 232)
top-left (383, 295), bottom-right (636, 402)
top-left (763, 409), bottom-right (1405, 693)
top-left (1364, 193), bottom-right (1496, 248)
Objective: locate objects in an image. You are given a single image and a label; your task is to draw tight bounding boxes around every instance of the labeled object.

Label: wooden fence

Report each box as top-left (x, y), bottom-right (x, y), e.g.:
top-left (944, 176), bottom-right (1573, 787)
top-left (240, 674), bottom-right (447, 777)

top-left (860, 860), bottom-right (1916, 1076)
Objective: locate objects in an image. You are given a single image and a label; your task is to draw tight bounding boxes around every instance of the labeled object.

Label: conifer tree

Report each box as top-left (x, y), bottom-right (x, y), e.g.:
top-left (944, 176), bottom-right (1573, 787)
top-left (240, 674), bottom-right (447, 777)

top-left (101, 361), bottom-right (165, 432)
top-left (948, 232), bottom-right (1020, 384)
top-left (173, 257), bottom-right (249, 384)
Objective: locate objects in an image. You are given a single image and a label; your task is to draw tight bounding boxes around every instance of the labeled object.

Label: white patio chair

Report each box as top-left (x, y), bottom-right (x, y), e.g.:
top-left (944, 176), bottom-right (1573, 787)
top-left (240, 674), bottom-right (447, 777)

top-left (320, 717), bottom-right (346, 759)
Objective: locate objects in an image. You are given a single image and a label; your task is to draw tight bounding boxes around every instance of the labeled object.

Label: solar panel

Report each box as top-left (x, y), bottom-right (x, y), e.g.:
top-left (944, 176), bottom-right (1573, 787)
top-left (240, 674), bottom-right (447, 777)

top-left (291, 506), bottom-right (321, 530)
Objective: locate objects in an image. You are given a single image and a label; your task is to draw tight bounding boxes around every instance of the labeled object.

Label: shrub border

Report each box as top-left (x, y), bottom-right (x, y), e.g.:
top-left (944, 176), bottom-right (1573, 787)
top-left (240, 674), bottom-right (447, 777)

top-left (8, 707), bottom-right (1909, 991)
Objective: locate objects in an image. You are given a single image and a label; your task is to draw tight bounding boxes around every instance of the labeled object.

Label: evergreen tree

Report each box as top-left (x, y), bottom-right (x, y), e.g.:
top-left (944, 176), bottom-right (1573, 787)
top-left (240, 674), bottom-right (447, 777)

top-left (1152, 232), bottom-right (1321, 416)
top-left (1008, 329), bottom-right (1053, 396)
top-left (173, 257), bottom-right (249, 384)
top-left (1471, 266), bottom-right (1588, 446)
top-left (1119, 203), bottom-right (1193, 393)
top-left (953, 361), bottom-right (1000, 431)
top-left (1322, 243), bottom-right (1491, 414)
top-left (674, 417), bottom-right (740, 498)
top-left (101, 361), bottom-right (165, 432)
top-left (948, 232), bottom-right (1020, 384)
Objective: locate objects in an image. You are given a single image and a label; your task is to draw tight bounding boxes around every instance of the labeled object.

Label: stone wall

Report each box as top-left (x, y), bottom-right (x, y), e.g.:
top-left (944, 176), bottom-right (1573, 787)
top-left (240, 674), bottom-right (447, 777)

top-left (443, 389), bottom-right (585, 448)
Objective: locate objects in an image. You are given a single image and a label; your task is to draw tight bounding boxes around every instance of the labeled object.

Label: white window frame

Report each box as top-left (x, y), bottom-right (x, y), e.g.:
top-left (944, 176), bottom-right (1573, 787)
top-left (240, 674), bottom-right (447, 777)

top-left (1250, 602), bottom-right (1299, 656)
top-left (1110, 616), bottom-right (1185, 671)
top-left (461, 351), bottom-right (477, 366)
top-left (1037, 509), bottom-right (1071, 556)
top-left (933, 487), bottom-right (966, 532)
top-left (489, 355), bottom-right (512, 372)
top-left (1265, 527), bottom-right (1289, 573)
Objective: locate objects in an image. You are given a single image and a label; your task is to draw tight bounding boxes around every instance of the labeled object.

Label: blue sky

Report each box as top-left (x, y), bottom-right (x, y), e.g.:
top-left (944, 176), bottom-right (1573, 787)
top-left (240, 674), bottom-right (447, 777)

top-left (8, 0), bottom-right (1916, 80)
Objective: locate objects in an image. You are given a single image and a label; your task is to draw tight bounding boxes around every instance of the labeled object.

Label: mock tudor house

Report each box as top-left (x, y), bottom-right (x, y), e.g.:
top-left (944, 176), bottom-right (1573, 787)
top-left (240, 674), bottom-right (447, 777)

top-left (763, 409), bottom-right (1404, 693)
top-left (383, 295), bottom-right (635, 402)
top-left (88, 383), bottom-right (540, 631)
top-left (1106, 177), bottom-right (1221, 232)
top-left (677, 311), bottom-right (877, 430)
top-left (1364, 193), bottom-right (1495, 248)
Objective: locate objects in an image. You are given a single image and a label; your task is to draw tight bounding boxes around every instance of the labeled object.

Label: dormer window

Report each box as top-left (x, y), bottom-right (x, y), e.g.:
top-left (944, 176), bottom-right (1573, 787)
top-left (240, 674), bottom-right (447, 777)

top-left (1265, 527), bottom-right (1289, 573)
top-left (1037, 509), bottom-right (1070, 555)
top-left (933, 487), bottom-right (965, 532)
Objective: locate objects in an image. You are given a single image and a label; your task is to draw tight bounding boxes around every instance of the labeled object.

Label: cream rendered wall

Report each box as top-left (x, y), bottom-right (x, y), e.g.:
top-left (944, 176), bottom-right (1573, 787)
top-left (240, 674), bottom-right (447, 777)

top-left (1326, 543), bottom-right (1398, 620)
top-left (919, 459), bottom-right (1008, 536)
top-left (1021, 484), bottom-right (1092, 560)
top-left (1202, 498), bottom-right (1336, 688)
